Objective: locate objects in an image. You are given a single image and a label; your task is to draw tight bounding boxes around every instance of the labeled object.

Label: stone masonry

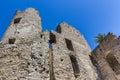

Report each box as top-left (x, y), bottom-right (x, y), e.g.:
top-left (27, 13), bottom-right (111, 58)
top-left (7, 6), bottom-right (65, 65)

top-left (91, 33), bottom-right (120, 80)
top-left (0, 8), bottom-right (98, 80)
top-left (1, 8), bottom-right (120, 80)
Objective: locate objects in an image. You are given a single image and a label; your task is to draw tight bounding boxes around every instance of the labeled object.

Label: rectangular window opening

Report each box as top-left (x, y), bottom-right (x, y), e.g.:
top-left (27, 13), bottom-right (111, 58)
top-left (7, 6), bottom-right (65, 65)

top-left (56, 25), bottom-right (62, 33)
top-left (65, 38), bottom-right (74, 51)
top-left (9, 38), bottom-right (16, 44)
top-left (49, 32), bottom-right (56, 44)
top-left (14, 17), bottom-right (22, 24)
top-left (69, 55), bottom-right (80, 78)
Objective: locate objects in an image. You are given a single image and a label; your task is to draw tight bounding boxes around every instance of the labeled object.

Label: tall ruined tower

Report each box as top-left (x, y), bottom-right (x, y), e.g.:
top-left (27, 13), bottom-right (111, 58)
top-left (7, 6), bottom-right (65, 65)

top-left (91, 33), bottom-right (120, 80)
top-left (0, 8), bottom-right (98, 80)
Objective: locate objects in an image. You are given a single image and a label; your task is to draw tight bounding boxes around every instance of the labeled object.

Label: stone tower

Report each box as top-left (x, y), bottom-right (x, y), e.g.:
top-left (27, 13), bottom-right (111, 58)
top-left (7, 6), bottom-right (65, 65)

top-left (0, 8), bottom-right (98, 80)
top-left (91, 33), bottom-right (120, 80)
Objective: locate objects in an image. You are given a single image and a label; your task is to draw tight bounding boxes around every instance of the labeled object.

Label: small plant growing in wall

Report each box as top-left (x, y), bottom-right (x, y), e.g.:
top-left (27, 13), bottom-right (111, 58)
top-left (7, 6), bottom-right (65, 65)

top-left (95, 33), bottom-right (106, 44)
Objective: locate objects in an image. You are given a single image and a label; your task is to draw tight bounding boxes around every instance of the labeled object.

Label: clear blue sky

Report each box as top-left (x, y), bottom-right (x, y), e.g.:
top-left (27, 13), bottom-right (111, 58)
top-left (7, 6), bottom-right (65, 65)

top-left (0, 0), bottom-right (120, 49)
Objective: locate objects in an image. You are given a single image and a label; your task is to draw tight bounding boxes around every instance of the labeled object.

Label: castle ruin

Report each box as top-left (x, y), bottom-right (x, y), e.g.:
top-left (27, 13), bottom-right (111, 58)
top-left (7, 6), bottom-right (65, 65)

top-left (91, 33), bottom-right (120, 80)
top-left (0, 8), bottom-right (120, 80)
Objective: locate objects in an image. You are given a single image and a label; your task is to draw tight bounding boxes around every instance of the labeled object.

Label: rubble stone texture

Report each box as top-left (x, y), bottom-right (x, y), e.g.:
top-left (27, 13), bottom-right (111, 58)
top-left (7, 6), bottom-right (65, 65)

top-left (1, 8), bottom-right (120, 80)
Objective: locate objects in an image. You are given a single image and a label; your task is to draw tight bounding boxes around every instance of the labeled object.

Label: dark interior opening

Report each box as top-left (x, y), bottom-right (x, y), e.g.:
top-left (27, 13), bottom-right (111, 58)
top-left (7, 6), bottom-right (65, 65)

top-left (106, 53), bottom-right (120, 75)
top-left (89, 55), bottom-right (97, 66)
top-left (49, 32), bottom-right (56, 44)
top-left (14, 17), bottom-right (22, 24)
top-left (56, 25), bottom-right (62, 33)
top-left (41, 34), bottom-right (43, 38)
top-left (69, 55), bottom-right (80, 78)
top-left (65, 38), bottom-right (74, 51)
top-left (9, 38), bottom-right (16, 44)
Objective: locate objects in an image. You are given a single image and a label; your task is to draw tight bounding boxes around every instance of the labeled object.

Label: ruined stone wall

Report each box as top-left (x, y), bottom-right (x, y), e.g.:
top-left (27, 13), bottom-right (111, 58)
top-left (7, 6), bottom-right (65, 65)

top-left (49, 23), bottom-right (98, 80)
top-left (0, 8), bottom-right (98, 80)
top-left (1, 8), bottom-right (42, 44)
top-left (92, 33), bottom-right (120, 80)
top-left (0, 8), bottom-right (50, 80)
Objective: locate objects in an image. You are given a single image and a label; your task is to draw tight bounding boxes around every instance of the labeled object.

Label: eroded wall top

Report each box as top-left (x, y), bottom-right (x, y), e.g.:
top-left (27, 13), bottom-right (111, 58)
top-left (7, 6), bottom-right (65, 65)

top-left (1, 8), bottom-right (42, 44)
top-left (56, 22), bottom-right (90, 49)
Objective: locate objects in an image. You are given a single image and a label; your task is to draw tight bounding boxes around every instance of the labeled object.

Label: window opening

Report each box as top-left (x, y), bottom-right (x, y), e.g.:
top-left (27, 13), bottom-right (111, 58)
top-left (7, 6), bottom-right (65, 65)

top-left (69, 55), bottom-right (80, 78)
top-left (14, 17), bottom-right (22, 24)
top-left (49, 32), bottom-right (56, 44)
top-left (56, 25), bottom-right (62, 33)
top-left (9, 38), bottom-right (16, 44)
top-left (65, 38), bottom-right (74, 51)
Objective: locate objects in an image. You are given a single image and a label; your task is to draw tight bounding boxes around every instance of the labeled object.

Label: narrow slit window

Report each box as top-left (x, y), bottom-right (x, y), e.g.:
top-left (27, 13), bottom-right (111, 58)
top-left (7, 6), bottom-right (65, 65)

top-left (40, 34), bottom-right (43, 38)
top-left (14, 17), bottom-right (22, 24)
top-left (65, 38), bottom-right (74, 51)
top-left (69, 55), bottom-right (80, 78)
top-left (49, 32), bottom-right (56, 44)
top-left (106, 53), bottom-right (120, 75)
